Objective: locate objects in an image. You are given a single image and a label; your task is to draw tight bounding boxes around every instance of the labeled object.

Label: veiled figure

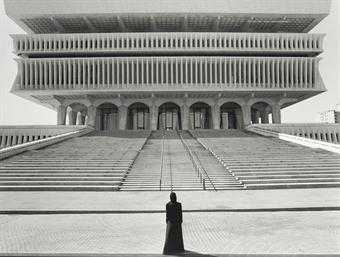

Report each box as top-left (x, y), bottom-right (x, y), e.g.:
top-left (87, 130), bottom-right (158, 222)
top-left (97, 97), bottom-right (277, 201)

top-left (163, 192), bottom-right (185, 255)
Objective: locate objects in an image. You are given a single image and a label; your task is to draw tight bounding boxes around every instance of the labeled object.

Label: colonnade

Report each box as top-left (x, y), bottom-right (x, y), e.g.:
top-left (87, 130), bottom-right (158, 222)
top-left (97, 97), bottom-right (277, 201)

top-left (56, 99), bottom-right (282, 130)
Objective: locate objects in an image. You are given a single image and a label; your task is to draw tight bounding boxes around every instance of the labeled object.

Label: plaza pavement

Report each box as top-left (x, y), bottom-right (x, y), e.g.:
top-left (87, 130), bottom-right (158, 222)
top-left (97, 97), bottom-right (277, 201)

top-left (0, 188), bottom-right (339, 213)
top-left (0, 188), bottom-right (339, 255)
top-left (0, 211), bottom-right (339, 255)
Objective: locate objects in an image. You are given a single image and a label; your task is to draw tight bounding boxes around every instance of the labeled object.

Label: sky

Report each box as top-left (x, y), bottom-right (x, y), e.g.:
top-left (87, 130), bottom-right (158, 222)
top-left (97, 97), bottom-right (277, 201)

top-left (0, 1), bottom-right (339, 125)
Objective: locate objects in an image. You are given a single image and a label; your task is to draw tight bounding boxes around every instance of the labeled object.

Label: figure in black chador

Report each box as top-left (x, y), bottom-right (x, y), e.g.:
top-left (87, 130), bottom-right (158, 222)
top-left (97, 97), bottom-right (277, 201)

top-left (163, 192), bottom-right (185, 255)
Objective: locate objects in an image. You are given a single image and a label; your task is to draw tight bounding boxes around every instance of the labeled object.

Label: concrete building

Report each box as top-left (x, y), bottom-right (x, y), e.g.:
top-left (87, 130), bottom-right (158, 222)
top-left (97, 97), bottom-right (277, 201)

top-left (320, 104), bottom-right (340, 123)
top-left (4, 0), bottom-right (332, 131)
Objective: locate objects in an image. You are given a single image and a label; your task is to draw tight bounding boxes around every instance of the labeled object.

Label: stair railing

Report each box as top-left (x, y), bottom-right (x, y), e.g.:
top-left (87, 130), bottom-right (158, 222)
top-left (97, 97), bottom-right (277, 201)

top-left (0, 126), bottom-right (94, 161)
top-left (159, 131), bottom-right (165, 191)
top-left (168, 137), bottom-right (173, 192)
top-left (177, 130), bottom-right (216, 191)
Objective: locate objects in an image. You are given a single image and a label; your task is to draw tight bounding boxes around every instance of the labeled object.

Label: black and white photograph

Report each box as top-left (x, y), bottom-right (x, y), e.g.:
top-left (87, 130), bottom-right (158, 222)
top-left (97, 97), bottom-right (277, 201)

top-left (0, 0), bottom-right (339, 256)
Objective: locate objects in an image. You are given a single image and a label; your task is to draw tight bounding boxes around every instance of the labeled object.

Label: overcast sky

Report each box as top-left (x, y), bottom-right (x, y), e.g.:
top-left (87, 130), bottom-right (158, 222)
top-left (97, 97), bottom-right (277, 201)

top-left (0, 1), bottom-right (339, 125)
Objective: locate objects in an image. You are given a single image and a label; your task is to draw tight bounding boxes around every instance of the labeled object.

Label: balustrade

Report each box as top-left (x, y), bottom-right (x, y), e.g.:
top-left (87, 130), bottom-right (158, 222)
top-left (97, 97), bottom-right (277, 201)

top-left (250, 124), bottom-right (340, 144)
top-left (15, 56), bottom-right (321, 91)
top-left (0, 125), bottom-right (86, 149)
top-left (12, 33), bottom-right (324, 55)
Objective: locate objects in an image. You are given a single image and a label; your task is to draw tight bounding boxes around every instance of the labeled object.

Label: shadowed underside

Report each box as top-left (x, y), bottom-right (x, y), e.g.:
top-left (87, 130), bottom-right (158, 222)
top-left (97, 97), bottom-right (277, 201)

top-left (4, 0), bottom-right (331, 34)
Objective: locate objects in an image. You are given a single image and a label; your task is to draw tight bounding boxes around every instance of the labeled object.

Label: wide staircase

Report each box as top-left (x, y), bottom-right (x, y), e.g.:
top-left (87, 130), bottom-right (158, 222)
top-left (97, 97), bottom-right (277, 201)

top-left (121, 130), bottom-right (203, 191)
top-left (191, 129), bottom-right (340, 189)
top-left (0, 131), bottom-right (149, 191)
top-left (179, 131), bottom-right (244, 190)
top-left (121, 130), bottom-right (243, 191)
top-left (2, 128), bottom-right (339, 191)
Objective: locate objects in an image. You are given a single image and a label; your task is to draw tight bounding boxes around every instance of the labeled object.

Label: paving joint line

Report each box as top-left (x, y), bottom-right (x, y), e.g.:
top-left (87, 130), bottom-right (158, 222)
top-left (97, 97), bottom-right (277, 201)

top-left (0, 206), bottom-right (339, 215)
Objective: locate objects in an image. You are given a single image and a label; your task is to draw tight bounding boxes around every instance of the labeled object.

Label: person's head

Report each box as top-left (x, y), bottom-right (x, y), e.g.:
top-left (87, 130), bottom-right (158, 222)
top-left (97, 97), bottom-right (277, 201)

top-left (170, 192), bottom-right (177, 203)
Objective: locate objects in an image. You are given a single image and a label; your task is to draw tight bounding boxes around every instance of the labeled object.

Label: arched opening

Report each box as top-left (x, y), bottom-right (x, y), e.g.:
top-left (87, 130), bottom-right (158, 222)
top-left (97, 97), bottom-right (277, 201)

top-left (220, 102), bottom-right (243, 129)
top-left (189, 102), bottom-right (212, 129)
top-left (65, 103), bottom-right (88, 125)
top-left (127, 102), bottom-right (150, 130)
top-left (251, 102), bottom-right (273, 124)
top-left (158, 102), bottom-right (181, 130)
top-left (96, 103), bottom-right (119, 131)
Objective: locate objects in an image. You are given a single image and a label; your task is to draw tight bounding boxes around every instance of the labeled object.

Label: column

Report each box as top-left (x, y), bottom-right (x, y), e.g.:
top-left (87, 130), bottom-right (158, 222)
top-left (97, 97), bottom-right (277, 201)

top-left (212, 104), bottom-right (220, 130)
top-left (67, 110), bottom-right (74, 125)
top-left (76, 112), bottom-right (83, 125)
top-left (181, 104), bottom-right (189, 130)
top-left (188, 111), bottom-right (193, 130)
top-left (17, 135), bottom-right (23, 145)
top-left (221, 113), bottom-right (229, 129)
top-left (235, 109), bottom-right (243, 129)
top-left (6, 136), bottom-right (12, 147)
top-left (254, 110), bottom-right (261, 124)
top-left (145, 111), bottom-right (150, 130)
top-left (173, 111), bottom-right (178, 130)
top-left (260, 109), bottom-right (270, 124)
top-left (242, 104), bottom-right (251, 127)
top-left (57, 104), bottom-right (67, 125)
top-left (201, 108), bottom-right (207, 129)
top-left (150, 104), bottom-right (158, 130)
top-left (86, 105), bottom-right (96, 127)
top-left (133, 109), bottom-right (138, 130)
top-left (0, 135), bottom-right (6, 148)
top-left (118, 105), bottom-right (128, 130)
top-left (95, 108), bottom-right (102, 130)
top-left (272, 104), bottom-right (282, 124)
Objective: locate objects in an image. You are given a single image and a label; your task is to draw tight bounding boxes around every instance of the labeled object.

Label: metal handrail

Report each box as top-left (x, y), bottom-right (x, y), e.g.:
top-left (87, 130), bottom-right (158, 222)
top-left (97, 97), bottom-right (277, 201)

top-left (167, 136), bottom-right (173, 192)
top-left (159, 131), bottom-right (165, 191)
top-left (189, 143), bottom-right (216, 191)
top-left (177, 130), bottom-right (216, 191)
top-left (0, 126), bottom-right (94, 161)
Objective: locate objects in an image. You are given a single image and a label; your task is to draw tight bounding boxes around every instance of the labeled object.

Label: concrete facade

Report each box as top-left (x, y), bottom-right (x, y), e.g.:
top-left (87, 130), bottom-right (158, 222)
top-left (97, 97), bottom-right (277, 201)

top-left (320, 106), bottom-right (340, 124)
top-left (4, 0), bottom-right (332, 131)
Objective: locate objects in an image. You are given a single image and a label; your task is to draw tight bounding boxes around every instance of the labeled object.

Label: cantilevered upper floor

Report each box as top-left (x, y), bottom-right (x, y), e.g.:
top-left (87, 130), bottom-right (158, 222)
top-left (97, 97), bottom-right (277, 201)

top-left (12, 33), bottom-right (325, 58)
top-left (4, 0), bottom-right (331, 34)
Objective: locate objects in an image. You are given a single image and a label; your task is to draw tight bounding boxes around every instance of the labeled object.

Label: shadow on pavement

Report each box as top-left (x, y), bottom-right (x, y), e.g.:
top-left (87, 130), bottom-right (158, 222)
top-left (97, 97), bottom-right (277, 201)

top-left (166, 250), bottom-right (218, 256)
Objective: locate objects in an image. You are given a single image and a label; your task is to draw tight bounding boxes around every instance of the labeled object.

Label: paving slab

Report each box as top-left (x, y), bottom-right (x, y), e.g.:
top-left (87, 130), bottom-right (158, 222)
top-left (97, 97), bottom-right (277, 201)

top-left (0, 212), bottom-right (339, 255)
top-left (0, 188), bottom-right (339, 212)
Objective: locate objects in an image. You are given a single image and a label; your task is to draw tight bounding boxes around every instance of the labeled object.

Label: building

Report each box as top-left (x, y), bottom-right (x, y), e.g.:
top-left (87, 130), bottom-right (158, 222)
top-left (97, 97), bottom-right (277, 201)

top-left (320, 104), bottom-right (340, 123)
top-left (4, 0), bottom-right (331, 131)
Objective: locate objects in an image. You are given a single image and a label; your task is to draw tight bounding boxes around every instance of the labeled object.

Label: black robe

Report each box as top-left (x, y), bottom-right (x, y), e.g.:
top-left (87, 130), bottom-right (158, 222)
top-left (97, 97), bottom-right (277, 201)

top-left (163, 201), bottom-right (184, 254)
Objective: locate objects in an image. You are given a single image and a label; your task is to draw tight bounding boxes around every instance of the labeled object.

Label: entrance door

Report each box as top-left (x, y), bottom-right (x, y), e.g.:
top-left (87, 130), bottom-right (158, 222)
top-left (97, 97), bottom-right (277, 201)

top-left (158, 103), bottom-right (181, 130)
top-left (97, 103), bottom-right (119, 131)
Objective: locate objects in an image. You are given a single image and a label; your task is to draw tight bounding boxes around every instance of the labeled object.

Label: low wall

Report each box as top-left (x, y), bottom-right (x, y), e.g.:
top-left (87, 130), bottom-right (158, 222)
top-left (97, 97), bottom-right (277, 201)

top-left (0, 126), bottom-right (94, 160)
top-left (0, 125), bottom-right (87, 149)
top-left (247, 124), bottom-right (340, 154)
top-left (248, 123), bottom-right (340, 145)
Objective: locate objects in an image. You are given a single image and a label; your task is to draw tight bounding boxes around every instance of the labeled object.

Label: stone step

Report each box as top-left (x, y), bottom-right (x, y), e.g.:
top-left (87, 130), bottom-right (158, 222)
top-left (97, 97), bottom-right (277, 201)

top-left (242, 178), bottom-right (340, 184)
top-left (229, 167), bottom-right (340, 171)
top-left (123, 182), bottom-right (203, 185)
top-left (238, 174), bottom-right (340, 179)
top-left (221, 160), bottom-right (340, 165)
top-left (0, 185), bottom-right (119, 191)
top-left (223, 160), bottom-right (340, 164)
top-left (1, 164), bottom-right (131, 167)
top-left (0, 167), bottom-right (129, 171)
top-left (0, 171), bottom-right (127, 175)
top-left (233, 171), bottom-right (340, 176)
top-left (0, 181), bottom-right (122, 185)
top-left (0, 173), bottom-right (125, 177)
top-left (222, 159), bottom-right (340, 163)
top-left (1, 160), bottom-right (129, 165)
top-left (121, 187), bottom-right (241, 191)
top-left (0, 177), bottom-right (123, 181)
top-left (246, 182), bottom-right (340, 189)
